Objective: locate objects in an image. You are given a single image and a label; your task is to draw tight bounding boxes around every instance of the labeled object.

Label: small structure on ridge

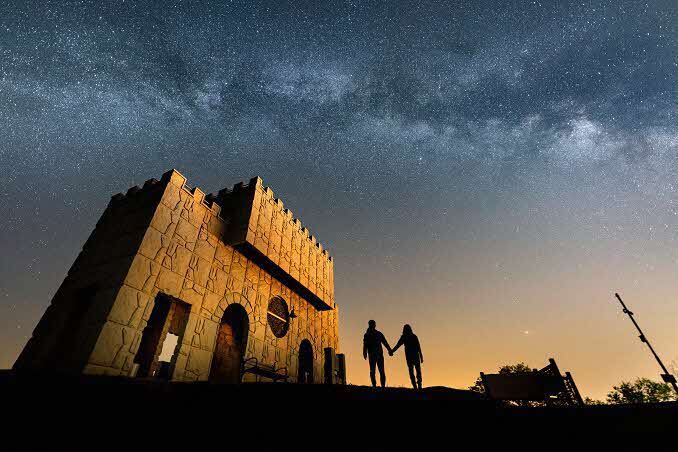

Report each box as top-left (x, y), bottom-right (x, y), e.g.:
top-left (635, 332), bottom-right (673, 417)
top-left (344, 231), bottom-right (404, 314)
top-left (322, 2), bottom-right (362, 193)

top-left (15, 169), bottom-right (344, 384)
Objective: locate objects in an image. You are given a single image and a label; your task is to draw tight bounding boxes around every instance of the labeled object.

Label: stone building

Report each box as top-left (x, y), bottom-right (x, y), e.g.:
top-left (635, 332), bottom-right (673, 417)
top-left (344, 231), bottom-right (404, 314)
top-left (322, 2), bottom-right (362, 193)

top-left (14, 169), bottom-right (344, 384)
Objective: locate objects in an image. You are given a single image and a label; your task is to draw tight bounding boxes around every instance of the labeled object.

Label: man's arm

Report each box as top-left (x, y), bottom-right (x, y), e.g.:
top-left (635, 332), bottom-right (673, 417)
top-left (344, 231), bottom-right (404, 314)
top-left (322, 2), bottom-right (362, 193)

top-left (381, 332), bottom-right (393, 354)
top-left (363, 335), bottom-right (368, 360)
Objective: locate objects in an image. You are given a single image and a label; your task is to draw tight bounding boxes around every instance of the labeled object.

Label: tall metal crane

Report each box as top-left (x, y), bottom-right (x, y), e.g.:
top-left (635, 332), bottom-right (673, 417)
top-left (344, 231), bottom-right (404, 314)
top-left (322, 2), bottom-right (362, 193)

top-left (614, 293), bottom-right (678, 395)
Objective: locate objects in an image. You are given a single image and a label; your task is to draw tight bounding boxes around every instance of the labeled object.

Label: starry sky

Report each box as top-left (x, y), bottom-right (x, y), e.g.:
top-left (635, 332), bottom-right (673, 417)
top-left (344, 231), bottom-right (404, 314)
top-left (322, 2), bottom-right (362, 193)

top-left (1, 1), bottom-right (677, 398)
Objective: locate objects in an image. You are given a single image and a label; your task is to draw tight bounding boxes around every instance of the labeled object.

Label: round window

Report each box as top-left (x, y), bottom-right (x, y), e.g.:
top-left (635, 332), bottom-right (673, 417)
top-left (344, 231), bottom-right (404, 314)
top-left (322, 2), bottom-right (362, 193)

top-left (267, 297), bottom-right (290, 338)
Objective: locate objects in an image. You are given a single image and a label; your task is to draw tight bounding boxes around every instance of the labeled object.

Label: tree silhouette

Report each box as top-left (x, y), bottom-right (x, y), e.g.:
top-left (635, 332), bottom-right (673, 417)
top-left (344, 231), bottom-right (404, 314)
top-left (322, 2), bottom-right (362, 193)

top-left (605, 378), bottom-right (676, 404)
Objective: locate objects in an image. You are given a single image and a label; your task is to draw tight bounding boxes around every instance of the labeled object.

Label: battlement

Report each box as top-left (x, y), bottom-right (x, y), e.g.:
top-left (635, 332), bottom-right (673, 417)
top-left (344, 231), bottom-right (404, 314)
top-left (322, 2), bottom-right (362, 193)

top-left (110, 169), bottom-right (223, 218)
top-left (216, 176), bottom-right (333, 260)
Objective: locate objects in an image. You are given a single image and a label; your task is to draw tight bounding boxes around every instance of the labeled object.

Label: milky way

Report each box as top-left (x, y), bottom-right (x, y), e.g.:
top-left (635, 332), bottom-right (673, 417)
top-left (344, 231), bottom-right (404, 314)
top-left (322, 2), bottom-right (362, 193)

top-left (1, 1), bottom-right (677, 397)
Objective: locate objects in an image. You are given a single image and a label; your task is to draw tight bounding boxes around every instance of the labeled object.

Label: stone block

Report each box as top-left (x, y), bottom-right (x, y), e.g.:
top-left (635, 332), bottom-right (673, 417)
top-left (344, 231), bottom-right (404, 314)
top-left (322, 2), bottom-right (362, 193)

top-left (299, 268), bottom-right (308, 288)
top-left (269, 231), bottom-right (281, 264)
top-left (230, 252), bottom-right (247, 282)
top-left (182, 195), bottom-right (206, 227)
top-left (108, 285), bottom-right (150, 328)
top-left (179, 285), bottom-right (205, 307)
top-left (210, 266), bottom-right (228, 297)
top-left (150, 203), bottom-right (173, 235)
top-left (253, 229), bottom-right (269, 255)
top-left (202, 292), bottom-right (222, 316)
top-left (125, 255), bottom-right (158, 292)
top-left (289, 261), bottom-right (299, 281)
top-left (201, 318), bottom-right (218, 351)
top-left (156, 269), bottom-right (183, 297)
top-left (272, 208), bottom-right (284, 233)
top-left (207, 215), bottom-right (226, 239)
top-left (175, 219), bottom-right (199, 245)
top-left (172, 349), bottom-right (188, 379)
top-left (245, 261), bottom-right (259, 285)
top-left (194, 231), bottom-right (216, 263)
top-left (192, 257), bottom-right (211, 288)
top-left (214, 243), bottom-right (233, 266)
top-left (162, 182), bottom-right (183, 210)
top-left (185, 347), bottom-right (211, 377)
top-left (88, 321), bottom-right (134, 368)
top-left (138, 227), bottom-right (164, 261)
top-left (256, 280), bottom-right (271, 306)
top-left (170, 244), bottom-right (192, 276)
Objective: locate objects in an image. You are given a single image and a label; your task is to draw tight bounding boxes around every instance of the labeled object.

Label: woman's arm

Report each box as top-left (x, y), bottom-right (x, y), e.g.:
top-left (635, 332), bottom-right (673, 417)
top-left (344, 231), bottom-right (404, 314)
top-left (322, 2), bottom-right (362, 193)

top-left (391, 336), bottom-right (404, 354)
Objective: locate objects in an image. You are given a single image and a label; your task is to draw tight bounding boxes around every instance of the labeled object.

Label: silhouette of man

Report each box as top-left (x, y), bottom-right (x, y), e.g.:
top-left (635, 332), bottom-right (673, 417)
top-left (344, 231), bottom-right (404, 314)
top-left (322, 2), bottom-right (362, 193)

top-left (363, 320), bottom-right (391, 387)
top-left (390, 324), bottom-right (424, 389)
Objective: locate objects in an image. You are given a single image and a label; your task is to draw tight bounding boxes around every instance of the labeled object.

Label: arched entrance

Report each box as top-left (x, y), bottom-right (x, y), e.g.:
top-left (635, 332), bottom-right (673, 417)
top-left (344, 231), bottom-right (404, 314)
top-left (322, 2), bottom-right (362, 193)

top-left (298, 339), bottom-right (314, 384)
top-left (209, 304), bottom-right (249, 383)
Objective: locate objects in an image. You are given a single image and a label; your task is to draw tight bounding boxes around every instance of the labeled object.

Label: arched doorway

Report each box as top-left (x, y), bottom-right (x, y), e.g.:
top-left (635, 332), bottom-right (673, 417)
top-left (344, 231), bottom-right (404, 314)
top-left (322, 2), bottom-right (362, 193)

top-left (298, 339), bottom-right (314, 384)
top-left (209, 304), bottom-right (249, 383)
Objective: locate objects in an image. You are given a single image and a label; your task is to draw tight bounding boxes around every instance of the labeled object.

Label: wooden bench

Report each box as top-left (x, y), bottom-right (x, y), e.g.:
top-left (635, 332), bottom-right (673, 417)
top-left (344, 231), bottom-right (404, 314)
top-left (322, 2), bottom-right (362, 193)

top-left (241, 357), bottom-right (289, 383)
top-left (480, 358), bottom-right (584, 406)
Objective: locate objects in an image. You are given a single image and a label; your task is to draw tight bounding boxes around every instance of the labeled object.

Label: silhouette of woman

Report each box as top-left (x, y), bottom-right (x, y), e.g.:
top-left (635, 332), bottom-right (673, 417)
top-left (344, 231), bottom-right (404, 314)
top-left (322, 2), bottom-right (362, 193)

top-left (390, 324), bottom-right (423, 389)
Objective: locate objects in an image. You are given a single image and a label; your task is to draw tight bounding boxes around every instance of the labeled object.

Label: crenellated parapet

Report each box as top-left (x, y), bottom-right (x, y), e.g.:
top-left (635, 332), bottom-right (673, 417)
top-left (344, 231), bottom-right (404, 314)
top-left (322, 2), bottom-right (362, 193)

top-left (109, 170), bottom-right (223, 219)
top-left (217, 176), bottom-right (335, 311)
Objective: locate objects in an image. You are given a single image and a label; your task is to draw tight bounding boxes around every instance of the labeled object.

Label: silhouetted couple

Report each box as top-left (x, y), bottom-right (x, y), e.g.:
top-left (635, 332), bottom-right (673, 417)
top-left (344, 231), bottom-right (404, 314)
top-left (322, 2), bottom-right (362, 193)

top-left (363, 320), bottom-right (424, 389)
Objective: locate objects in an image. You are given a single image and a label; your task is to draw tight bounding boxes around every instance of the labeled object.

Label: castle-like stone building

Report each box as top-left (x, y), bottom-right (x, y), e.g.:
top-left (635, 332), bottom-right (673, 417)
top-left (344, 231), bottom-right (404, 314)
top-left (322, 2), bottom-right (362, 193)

top-left (15, 170), bottom-right (343, 384)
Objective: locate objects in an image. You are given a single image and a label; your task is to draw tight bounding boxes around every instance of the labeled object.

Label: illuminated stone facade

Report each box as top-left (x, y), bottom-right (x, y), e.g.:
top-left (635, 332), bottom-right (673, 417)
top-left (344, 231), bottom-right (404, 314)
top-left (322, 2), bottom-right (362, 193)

top-left (15, 169), bottom-right (342, 383)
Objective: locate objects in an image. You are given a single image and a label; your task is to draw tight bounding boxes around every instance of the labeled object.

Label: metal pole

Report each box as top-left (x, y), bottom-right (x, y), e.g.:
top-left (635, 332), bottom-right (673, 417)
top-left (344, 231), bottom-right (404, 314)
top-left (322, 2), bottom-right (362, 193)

top-left (614, 293), bottom-right (678, 395)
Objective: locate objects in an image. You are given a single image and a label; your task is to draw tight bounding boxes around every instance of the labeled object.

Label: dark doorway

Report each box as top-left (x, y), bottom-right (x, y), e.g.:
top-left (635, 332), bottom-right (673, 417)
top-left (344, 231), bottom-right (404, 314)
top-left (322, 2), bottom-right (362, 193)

top-left (298, 339), bottom-right (314, 384)
top-left (209, 303), bottom-right (249, 383)
top-left (134, 294), bottom-right (190, 379)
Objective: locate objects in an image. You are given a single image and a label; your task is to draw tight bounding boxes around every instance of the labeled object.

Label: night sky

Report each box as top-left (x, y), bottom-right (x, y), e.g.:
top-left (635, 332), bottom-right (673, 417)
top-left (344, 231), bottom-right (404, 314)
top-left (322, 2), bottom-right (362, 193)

top-left (1, 1), bottom-right (677, 398)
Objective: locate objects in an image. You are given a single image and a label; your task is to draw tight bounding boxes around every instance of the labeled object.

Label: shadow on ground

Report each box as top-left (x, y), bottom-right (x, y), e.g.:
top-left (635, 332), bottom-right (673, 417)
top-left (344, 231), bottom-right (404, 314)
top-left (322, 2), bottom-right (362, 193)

top-left (1, 371), bottom-right (675, 451)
